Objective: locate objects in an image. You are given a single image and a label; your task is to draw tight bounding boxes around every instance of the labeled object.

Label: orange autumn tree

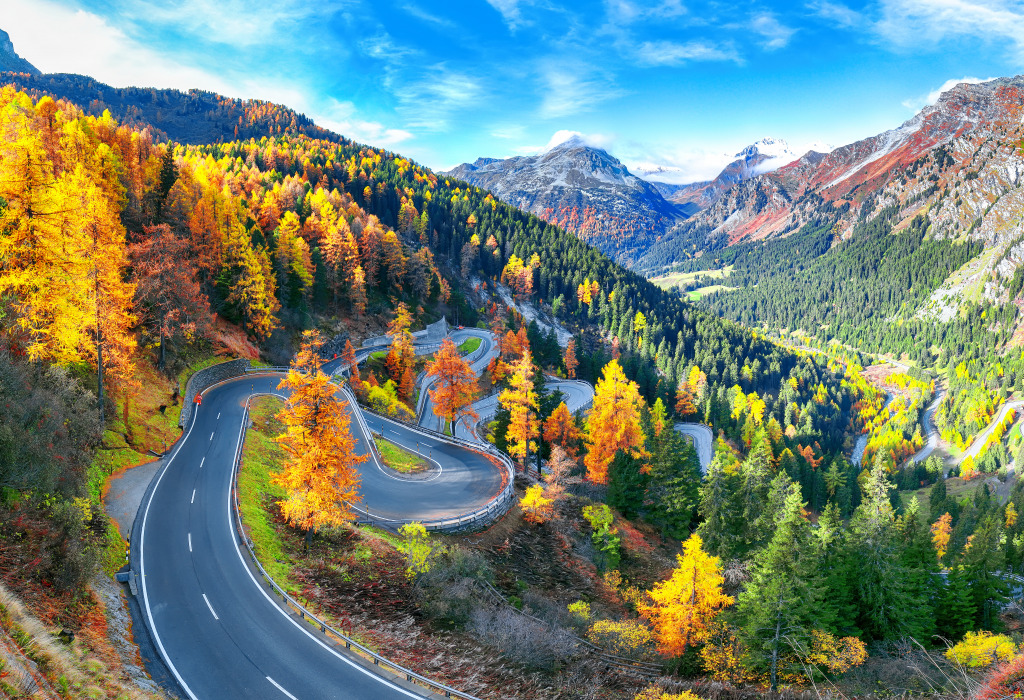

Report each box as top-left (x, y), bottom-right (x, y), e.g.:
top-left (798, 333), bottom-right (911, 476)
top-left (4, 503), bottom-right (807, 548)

top-left (273, 331), bottom-right (365, 549)
top-left (639, 533), bottom-right (734, 657)
top-left (544, 401), bottom-right (583, 460)
top-left (564, 337), bottom-right (579, 379)
top-left (585, 359), bottom-right (648, 484)
top-left (426, 337), bottom-right (478, 429)
top-left (500, 347), bottom-right (540, 466)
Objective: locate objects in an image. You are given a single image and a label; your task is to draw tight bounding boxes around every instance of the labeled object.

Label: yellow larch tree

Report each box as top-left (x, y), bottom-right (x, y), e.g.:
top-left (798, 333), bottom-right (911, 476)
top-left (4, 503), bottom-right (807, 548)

top-left (273, 331), bottom-right (365, 549)
top-left (931, 512), bottom-right (952, 564)
top-left (499, 347), bottom-right (540, 466)
top-left (426, 337), bottom-right (478, 429)
top-left (385, 302), bottom-right (416, 403)
top-left (585, 359), bottom-right (648, 484)
top-left (638, 533), bottom-right (734, 657)
top-left (564, 337), bottom-right (579, 379)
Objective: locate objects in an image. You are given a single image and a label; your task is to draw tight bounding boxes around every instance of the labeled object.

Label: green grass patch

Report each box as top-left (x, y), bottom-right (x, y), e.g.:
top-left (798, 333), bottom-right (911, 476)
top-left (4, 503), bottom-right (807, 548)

top-left (650, 265), bottom-right (733, 290)
top-left (457, 337), bottom-right (481, 354)
top-left (237, 395), bottom-right (296, 591)
top-left (374, 437), bottom-right (429, 473)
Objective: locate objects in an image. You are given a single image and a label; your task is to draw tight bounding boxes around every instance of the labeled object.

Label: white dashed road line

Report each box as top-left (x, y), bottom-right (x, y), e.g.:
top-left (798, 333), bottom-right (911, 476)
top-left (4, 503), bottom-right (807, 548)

top-left (267, 677), bottom-right (298, 699)
top-left (202, 593), bottom-right (218, 620)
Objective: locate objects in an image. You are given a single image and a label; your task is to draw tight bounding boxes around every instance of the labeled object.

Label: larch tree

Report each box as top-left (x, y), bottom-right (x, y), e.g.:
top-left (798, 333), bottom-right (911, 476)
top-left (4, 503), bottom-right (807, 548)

top-left (585, 359), bottom-right (647, 484)
top-left (425, 337), bottom-right (478, 430)
top-left (499, 347), bottom-right (540, 466)
top-left (220, 211), bottom-right (279, 341)
top-left (273, 331), bottom-right (365, 549)
top-left (564, 337), bottom-right (578, 379)
top-left (385, 302), bottom-right (415, 389)
top-left (931, 513), bottom-right (952, 564)
top-left (129, 224), bottom-right (212, 370)
top-left (638, 533), bottom-right (733, 658)
top-left (544, 401), bottom-right (583, 460)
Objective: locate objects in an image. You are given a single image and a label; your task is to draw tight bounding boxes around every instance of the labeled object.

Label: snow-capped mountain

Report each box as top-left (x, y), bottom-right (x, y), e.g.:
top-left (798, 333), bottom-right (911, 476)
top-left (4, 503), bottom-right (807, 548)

top-left (638, 75), bottom-right (1024, 285)
top-left (445, 136), bottom-right (686, 265)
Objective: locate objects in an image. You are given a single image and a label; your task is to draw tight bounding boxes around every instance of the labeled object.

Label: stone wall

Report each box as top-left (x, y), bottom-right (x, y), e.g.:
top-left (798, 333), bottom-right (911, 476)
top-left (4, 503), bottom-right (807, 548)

top-left (179, 359), bottom-right (251, 427)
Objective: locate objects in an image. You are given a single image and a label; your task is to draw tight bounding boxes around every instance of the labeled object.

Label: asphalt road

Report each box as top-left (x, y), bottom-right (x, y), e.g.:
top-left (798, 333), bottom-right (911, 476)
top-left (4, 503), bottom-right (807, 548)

top-left (139, 372), bottom-right (504, 699)
top-left (910, 389), bottom-right (945, 465)
top-left (418, 328), bottom-right (497, 434)
top-left (674, 423), bottom-right (713, 474)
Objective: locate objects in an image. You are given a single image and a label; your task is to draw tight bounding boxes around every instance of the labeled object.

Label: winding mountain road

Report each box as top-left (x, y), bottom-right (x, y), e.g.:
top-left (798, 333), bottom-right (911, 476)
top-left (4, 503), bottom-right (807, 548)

top-left (138, 328), bottom-right (716, 699)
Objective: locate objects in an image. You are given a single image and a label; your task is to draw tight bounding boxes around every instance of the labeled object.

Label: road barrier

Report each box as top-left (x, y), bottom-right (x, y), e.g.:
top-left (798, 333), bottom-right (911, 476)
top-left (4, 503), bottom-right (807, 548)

top-left (180, 358), bottom-right (251, 427)
top-left (230, 396), bottom-right (483, 700)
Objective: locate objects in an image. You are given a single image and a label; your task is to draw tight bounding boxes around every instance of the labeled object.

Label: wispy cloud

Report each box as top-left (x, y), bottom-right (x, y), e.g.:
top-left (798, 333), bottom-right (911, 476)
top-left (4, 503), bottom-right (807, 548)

top-left (401, 4), bottom-right (457, 29)
top-left (901, 75), bottom-right (998, 111)
top-left (806, 0), bottom-right (863, 28)
top-left (604, 0), bottom-right (687, 25)
top-left (486, 0), bottom-right (528, 30)
top-left (391, 64), bottom-right (484, 130)
top-left (512, 129), bottom-right (617, 155)
top-left (877, 0), bottom-right (1024, 60)
top-left (538, 64), bottom-right (625, 118)
top-left (751, 12), bottom-right (797, 50)
top-left (635, 39), bottom-right (740, 66)
top-left (319, 98), bottom-right (414, 146)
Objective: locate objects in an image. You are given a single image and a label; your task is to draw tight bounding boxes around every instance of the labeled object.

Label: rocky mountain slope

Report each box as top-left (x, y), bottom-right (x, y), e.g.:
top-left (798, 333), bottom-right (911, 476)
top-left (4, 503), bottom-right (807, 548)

top-left (446, 136), bottom-right (685, 265)
top-left (0, 30), bottom-right (38, 75)
top-left (651, 137), bottom-right (807, 213)
top-left (640, 76), bottom-right (1024, 292)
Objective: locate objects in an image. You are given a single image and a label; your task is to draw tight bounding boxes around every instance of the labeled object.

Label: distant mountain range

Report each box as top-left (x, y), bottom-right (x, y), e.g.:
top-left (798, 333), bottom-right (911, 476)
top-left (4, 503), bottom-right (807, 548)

top-left (446, 135), bottom-right (686, 264)
top-left (445, 135), bottom-right (809, 266)
top-left (639, 75), bottom-right (1024, 281)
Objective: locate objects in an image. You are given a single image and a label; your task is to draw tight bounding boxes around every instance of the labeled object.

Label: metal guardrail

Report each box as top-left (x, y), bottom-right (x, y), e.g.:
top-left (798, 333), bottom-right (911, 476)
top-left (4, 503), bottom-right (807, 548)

top-left (230, 396), bottom-right (483, 700)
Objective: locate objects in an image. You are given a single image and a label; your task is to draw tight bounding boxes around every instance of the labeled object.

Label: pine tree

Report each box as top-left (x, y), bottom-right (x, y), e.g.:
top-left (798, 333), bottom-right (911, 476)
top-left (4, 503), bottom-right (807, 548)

top-left (735, 484), bottom-right (825, 691)
top-left (645, 424), bottom-right (701, 540)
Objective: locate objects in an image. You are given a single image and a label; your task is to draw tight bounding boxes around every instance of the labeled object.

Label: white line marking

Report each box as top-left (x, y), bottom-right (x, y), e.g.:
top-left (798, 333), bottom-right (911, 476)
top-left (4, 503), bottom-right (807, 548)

top-left (217, 412), bottom-right (221, 420)
top-left (199, 457), bottom-right (204, 468)
top-left (202, 593), bottom-right (218, 620)
top-left (210, 432), bottom-right (214, 441)
top-left (266, 677), bottom-right (298, 700)
top-left (229, 396), bottom-right (422, 699)
top-left (191, 489), bottom-right (195, 504)
top-left (188, 533), bottom-right (192, 552)
top-left (139, 403), bottom-right (201, 700)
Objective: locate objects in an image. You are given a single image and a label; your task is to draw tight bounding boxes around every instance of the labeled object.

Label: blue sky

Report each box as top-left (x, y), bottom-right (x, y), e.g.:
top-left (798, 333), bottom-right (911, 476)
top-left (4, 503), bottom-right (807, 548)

top-left (6, 0), bottom-right (1024, 182)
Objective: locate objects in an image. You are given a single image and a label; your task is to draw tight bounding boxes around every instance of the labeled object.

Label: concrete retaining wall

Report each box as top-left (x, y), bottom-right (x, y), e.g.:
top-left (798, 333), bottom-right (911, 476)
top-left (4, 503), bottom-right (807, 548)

top-left (179, 359), bottom-right (251, 427)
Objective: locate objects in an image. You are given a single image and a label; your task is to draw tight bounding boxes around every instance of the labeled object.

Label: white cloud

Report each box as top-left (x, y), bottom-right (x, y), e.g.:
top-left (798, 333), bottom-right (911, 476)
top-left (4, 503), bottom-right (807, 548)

top-left (512, 129), bottom-right (617, 155)
top-left (4, 0), bottom-right (234, 93)
top-left (635, 39), bottom-right (740, 65)
top-left (486, 0), bottom-right (527, 30)
top-left (877, 0), bottom-right (1024, 60)
top-left (806, 1), bottom-right (863, 28)
top-left (538, 65), bottom-right (626, 118)
top-left (401, 3), bottom-right (457, 28)
top-left (751, 12), bottom-right (798, 50)
top-left (901, 75), bottom-right (998, 112)
top-left (318, 99), bottom-right (414, 147)
top-left (604, 0), bottom-right (687, 25)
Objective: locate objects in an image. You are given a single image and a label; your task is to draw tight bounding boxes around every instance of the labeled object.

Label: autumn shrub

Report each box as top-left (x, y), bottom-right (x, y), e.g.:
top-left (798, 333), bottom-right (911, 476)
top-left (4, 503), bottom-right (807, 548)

top-left (520, 484), bottom-right (554, 523)
top-left (586, 618), bottom-right (656, 660)
top-left (634, 687), bottom-right (701, 700)
top-left (582, 503), bottom-right (621, 570)
top-left (568, 600), bottom-right (591, 622)
top-left (976, 651), bottom-right (1024, 699)
top-left (398, 522), bottom-right (438, 579)
top-left (414, 547), bottom-right (492, 626)
top-left (469, 606), bottom-right (579, 670)
top-left (945, 630), bottom-right (1017, 668)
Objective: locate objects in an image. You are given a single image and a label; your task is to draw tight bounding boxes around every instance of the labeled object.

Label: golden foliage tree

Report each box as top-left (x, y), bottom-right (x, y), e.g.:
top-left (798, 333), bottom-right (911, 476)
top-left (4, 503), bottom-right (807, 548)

top-left (585, 359), bottom-right (647, 484)
top-left (273, 331), bottom-right (365, 547)
top-left (499, 348), bottom-right (540, 465)
top-left (638, 533), bottom-right (734, 658)
top-left (931, 512), bottom-right (953, 564)
top-left (544, 401), bottom-right (582, 460)
top-left (385, 302), bottom-right (416, 403)
top-left (520, 484), bottom-right (554, 524)
top-left (426, 337), bottom-right (478, 428)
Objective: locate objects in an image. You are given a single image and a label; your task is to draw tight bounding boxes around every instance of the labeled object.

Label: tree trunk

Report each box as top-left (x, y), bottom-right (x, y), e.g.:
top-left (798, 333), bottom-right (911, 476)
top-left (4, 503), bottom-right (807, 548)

top-left (159, 323), bottom-right (166, 371)
top-left (304, 527), bottom-right (313, 553)
top-left (770, 597), bottom-right (784, 693)
top-left (97, 326), bottom-right (105, 427)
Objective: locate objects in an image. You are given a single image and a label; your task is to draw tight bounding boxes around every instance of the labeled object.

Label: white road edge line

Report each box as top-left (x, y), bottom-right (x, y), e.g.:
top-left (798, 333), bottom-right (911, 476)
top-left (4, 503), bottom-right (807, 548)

top-left (139, 403), bottom-right (202, 700)
top-left (202, 593), bottom-right (219, 620)
top-left (267, 676), bottom-right (298, 700)
top-left (191, 489), bottom-right (195, 504)
top-left (230, 392), bottom-right (424, 699)
top-left (199, 457), bottom-right (204, 468)
top-left (188, 533), bottom-right (192, 552)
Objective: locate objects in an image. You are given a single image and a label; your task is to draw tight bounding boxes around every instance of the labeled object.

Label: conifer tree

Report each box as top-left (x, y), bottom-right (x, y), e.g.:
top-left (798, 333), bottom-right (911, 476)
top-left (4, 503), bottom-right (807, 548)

top-left (585, 359), bottom-right (647, 484)
top-left (426, 337), bottom-right (478, 429)
top-left (273, 331), bottom-right (365, 549)
top-left (499, 348), bottom-right (540, 466)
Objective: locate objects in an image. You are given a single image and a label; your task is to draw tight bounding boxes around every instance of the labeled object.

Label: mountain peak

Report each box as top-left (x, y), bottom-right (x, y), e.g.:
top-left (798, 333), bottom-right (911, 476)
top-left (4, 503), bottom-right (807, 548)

top-left (0, 29), bottom-right (40, 76)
